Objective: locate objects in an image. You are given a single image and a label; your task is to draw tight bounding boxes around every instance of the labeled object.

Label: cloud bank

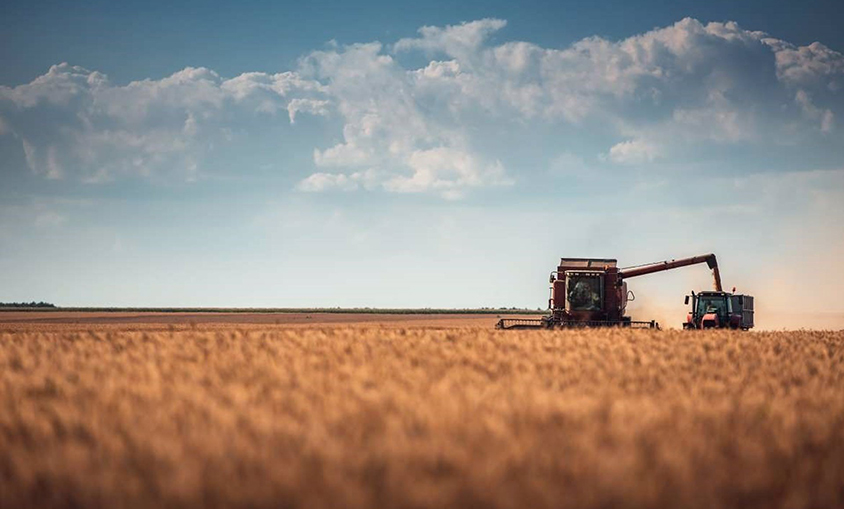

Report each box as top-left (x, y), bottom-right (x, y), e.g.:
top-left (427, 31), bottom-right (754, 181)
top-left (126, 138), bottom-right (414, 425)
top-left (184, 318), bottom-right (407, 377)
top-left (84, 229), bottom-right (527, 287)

top-left (0, 64), bottom-right (326, 182)
top-left (0, 18), bottom-right (842, 196)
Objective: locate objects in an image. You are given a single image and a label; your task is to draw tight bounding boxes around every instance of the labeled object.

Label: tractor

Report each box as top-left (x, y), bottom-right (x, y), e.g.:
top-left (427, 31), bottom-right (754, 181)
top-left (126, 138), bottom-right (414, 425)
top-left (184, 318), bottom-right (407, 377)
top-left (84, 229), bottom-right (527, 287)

top-left (683, 291), bottom-right (754, 330)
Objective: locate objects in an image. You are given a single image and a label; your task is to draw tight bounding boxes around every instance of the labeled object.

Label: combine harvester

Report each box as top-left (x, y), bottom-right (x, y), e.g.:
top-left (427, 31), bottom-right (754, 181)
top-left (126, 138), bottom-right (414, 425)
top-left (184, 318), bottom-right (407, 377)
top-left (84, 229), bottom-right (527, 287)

top-left (497, 253), bottom-right (754, 330)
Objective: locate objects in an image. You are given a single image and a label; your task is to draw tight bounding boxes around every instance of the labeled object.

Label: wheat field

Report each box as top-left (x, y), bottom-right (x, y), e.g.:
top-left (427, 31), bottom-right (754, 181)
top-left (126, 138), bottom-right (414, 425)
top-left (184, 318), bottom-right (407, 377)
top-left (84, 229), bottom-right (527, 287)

top-left (1, 322), bottom-right (843, 508)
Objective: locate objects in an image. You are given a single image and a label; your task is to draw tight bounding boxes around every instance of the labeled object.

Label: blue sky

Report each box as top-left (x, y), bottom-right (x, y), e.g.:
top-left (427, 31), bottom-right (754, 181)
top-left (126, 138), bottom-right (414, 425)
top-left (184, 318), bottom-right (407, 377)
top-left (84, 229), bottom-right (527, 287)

top-left (1, 1), bottom-right (843, 322)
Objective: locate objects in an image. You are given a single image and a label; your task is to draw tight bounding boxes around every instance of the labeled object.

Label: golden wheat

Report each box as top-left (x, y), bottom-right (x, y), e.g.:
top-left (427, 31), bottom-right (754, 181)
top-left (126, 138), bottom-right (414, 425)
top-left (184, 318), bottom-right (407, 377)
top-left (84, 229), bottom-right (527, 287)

top-left (1, 326), bottom-right (843, 509)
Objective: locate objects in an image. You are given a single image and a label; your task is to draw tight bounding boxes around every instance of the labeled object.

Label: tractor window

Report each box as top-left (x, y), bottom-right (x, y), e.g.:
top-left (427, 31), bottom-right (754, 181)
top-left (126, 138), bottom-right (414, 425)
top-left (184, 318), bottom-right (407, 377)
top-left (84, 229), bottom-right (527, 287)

top-left (697, 297), bottom-right (726, 317)
top-left (566, 274), bottom-right (603, 311)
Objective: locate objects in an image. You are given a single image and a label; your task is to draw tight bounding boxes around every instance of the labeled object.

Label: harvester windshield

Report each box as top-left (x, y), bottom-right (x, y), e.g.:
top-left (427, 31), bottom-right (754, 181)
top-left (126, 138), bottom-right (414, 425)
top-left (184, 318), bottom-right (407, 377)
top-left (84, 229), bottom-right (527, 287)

top-left (566, 272), bottom-right (603, 311)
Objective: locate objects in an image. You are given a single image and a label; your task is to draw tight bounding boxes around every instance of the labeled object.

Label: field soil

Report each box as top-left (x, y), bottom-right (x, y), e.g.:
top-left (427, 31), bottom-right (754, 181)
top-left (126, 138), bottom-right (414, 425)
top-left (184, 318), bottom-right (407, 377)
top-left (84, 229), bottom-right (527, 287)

top-left (0, 311), bottom-right (514, 331)
top-left (1, 313), bottom-right (842, 509)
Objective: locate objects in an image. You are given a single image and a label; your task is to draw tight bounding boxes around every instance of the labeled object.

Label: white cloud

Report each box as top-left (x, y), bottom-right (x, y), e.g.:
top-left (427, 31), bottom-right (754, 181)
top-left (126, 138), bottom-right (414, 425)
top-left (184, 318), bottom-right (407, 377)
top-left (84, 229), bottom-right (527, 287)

top-left (393, 17), bottom-right (842, 147)
top-left (386, 147), bottom-right (511, 199)
top-left (1, 18), bottom-right (843, 195)
top-left (300, 148), bottom-right (510, 199)
top-left (221, 71), bottom-right (327, 118)
top-left (287, 98), bottom-right (330, 123)
top-left (606, 139), bottom-right (660, 164)
top-left (769, 40), bottom-right (844, 90)
top-left (296, 40), bottom-right (511, 197)
top-left (795, 89), bottom-right (835, 133)
top-left (394, 19), bottom-right (508, 58)
top-left (0, 63), bottom-right (327, 182)
top-left (296, 169), bottom-right (378, 192)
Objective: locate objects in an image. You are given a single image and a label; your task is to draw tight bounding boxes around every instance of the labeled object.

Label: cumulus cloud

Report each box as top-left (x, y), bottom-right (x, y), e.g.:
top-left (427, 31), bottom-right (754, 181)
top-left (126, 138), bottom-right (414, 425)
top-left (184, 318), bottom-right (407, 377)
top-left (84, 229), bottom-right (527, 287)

top-left (393, 18), bottom-right (508, 58)
top-left (795, 89), bottom-right (835, 132)
top-left (0, 63), bottom-right (326, 182)
top-left (1, 18), bottom-right (843, 195)
top-left (296, 169), bottom-right (379, 192)
top-left (296, 40), bottom-right (512, 198)
top-left (386, 148), bottom-right (511, 199)
top-left (606, 139), bottom-right (660, 164)
top-left (391, 17), bottom-right (843, 154)
top-left (769, 40), bottom-right (844, 89)
top-left (286, 98), bottom-right (330, 123)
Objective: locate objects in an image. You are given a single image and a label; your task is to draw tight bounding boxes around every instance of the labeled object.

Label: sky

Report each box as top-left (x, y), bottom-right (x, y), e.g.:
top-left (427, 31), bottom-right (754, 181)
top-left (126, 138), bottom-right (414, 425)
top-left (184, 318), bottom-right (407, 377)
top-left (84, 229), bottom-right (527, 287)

top-left (1, 0), bottom-right (843, 323)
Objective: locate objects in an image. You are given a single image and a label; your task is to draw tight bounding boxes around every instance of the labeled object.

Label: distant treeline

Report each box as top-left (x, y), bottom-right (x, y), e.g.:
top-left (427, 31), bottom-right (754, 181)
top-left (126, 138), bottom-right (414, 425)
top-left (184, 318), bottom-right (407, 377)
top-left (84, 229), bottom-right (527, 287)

top-left (0, 302), bottom-right (56, 308)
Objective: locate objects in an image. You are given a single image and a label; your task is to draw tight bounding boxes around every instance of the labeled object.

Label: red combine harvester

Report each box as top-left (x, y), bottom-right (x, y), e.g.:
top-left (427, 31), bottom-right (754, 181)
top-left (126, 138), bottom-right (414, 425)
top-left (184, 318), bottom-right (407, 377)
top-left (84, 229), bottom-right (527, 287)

top-left (497, 253), bottom-right (754, 330)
